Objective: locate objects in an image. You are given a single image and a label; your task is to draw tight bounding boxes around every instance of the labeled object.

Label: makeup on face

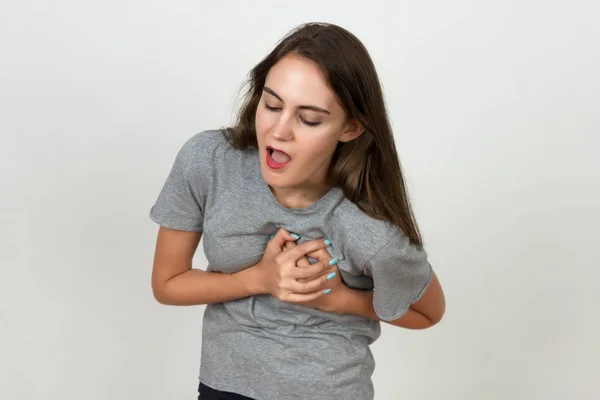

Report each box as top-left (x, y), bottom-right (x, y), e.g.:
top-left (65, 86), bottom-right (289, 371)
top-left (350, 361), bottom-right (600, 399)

top-left (266, 146), bottom-right (292, 169)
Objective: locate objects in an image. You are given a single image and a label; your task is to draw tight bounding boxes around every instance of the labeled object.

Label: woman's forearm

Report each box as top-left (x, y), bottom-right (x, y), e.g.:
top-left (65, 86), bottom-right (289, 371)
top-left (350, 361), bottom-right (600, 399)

top-left (338, 288), bottom-right (434, 329)
top-left (155, 266), bottom-right (263, 306)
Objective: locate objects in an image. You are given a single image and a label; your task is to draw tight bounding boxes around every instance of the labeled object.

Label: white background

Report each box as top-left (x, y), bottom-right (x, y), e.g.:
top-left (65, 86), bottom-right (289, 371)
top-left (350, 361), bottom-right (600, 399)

top-left (1, 1), bottom-right (599, 399)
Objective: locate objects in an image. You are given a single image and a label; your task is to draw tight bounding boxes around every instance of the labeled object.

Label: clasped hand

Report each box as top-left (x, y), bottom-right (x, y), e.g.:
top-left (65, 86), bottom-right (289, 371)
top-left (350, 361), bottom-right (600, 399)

top-left (254, 228), bottom-right (348, 313)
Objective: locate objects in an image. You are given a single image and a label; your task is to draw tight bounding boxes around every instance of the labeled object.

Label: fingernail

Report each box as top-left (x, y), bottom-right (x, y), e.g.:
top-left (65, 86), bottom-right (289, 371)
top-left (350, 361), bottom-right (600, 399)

top-left (323, 288), bottom-right (332, 295)
top-left (324, 239), bottom-right (332, 246)
top-left (327, 272), bottom-right (337, 280)
top-left (291, 233), bottom-right (300, 239)
top-left (328, 258), bottom-right (338, 266)
top-left (269, 234), bottom-right (274, 239)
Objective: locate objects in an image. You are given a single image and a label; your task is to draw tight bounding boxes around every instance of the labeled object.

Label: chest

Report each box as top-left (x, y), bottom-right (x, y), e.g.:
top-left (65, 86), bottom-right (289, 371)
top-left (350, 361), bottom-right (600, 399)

top-left (199, 185), bottom-right (373, 289)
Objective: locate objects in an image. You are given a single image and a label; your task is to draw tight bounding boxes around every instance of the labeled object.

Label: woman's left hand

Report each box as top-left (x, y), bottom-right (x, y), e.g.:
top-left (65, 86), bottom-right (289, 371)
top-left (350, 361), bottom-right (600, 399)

top-left (281, 238), bottom-right (349, 313)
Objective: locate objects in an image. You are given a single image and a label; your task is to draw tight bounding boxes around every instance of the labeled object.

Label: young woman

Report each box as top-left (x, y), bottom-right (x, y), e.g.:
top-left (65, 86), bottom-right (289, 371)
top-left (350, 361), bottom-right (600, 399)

top-left (150, 22), bottom-right (445, 400)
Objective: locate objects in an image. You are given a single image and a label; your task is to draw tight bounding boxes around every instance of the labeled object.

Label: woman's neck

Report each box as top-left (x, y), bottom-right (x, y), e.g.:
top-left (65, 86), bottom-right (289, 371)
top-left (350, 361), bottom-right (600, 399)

top-left (269, 184), bottom-right (333, 209)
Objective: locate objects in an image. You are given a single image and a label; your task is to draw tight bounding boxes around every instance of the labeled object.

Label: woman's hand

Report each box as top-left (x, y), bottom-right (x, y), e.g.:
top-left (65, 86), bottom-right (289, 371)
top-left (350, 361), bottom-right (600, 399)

top-left (253, 228), bottom-right (336, 303)
top-left (282, 237), bottom-right (349, 313)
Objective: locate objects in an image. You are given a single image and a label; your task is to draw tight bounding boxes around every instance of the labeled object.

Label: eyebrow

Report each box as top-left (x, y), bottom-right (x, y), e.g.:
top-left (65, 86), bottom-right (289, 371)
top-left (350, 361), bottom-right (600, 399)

top-left (263, 87), bottom-right (331, 115)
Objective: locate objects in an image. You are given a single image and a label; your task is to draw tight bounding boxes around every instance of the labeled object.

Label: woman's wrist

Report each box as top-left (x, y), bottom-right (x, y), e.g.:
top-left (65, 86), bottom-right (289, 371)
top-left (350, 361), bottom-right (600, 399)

top-left (235, 264), bottom-right (267, 296)
top-left (335, 287), bottom-right (377, 319)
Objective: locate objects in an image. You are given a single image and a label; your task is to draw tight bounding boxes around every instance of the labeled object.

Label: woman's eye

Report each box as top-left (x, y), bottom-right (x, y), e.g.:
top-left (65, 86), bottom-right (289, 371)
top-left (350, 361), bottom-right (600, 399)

top-left (301, 117), bottom-right (321, 127)
top-left (264, 103), bottom-right (280, 111)
top-left (264, 103), bottom-right (320, 127)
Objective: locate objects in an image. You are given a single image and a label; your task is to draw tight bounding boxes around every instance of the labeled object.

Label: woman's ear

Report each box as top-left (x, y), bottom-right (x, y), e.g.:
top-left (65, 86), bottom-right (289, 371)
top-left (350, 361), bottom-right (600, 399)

top-left (339, 119), bottom-right (365, 143)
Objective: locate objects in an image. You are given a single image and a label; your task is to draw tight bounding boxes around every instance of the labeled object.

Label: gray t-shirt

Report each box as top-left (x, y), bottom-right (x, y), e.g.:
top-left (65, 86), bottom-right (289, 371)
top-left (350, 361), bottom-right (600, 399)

top-left (149, 129), bottom-right (432, 400)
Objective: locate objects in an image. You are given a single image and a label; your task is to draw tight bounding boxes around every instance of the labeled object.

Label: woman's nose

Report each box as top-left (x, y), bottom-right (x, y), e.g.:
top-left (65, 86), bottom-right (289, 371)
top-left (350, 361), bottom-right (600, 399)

top-left (271, 118), bottom-right (294, 141)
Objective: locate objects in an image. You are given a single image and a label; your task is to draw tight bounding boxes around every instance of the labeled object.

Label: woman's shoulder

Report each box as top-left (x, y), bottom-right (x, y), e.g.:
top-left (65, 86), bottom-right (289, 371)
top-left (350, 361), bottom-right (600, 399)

top-left (332, 198), bottom-right (401, 257)
top-left (178, 128), bottom-right (246, 166)
top-left (182, 128), bottom-right (230, 154)
top-left (335, 197), bottom-right (396, 234)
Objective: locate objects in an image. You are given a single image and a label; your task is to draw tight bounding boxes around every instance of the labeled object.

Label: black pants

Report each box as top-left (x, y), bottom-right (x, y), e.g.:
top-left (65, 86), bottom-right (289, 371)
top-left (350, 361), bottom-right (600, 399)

top-left (198, 381), bottom-right (256, 400)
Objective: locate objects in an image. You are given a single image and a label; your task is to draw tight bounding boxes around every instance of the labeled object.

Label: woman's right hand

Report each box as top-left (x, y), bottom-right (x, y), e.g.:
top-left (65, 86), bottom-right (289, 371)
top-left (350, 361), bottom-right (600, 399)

top-left (253, 228), bottom-right (334, 303)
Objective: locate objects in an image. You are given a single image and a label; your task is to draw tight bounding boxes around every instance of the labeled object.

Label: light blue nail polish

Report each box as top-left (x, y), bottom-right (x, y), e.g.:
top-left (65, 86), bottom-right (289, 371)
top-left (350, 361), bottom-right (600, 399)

top-left (327, 272), bottom-right (337, 280)
top-left (324, 239), bottom-right (332, 246)
top-left (329, 258), bottom-right (338, 266)
top-left (323, 288), bottom-right (332, 295)
top-left (269, 234), bottom-right (274, 239)
top-left (291, 233), bottom-right (300, 239)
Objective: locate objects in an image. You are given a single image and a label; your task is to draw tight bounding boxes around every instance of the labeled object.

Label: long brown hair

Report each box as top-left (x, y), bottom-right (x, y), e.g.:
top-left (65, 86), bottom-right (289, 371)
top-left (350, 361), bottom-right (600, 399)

top-left (222, 22), bottom-right (423, 245)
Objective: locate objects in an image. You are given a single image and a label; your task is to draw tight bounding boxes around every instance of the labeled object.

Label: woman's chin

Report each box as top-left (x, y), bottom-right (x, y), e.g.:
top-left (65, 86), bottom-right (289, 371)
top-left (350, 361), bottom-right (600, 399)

top-left (260, 168), bottom-right (293, 189)
top-left (262, 175), bottom-right (286, 189)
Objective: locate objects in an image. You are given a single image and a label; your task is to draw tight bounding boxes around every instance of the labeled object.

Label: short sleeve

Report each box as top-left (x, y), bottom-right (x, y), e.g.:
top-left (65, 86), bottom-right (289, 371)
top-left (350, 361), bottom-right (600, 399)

top-left (149, 134), bottom-right (208, 232)
top-left (364, 231), bottom-right (433, 321)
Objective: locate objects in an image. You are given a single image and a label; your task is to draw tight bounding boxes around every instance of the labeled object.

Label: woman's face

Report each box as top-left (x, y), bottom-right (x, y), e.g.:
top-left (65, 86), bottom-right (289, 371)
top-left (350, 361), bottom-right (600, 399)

top-left (255, 53), bottom-right (361, 195)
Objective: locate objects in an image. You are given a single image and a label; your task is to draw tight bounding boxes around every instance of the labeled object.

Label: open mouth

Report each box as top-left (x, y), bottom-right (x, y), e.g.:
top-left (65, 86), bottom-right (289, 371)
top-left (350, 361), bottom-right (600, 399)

top-left (266, 146), bottom-right (292, 169)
